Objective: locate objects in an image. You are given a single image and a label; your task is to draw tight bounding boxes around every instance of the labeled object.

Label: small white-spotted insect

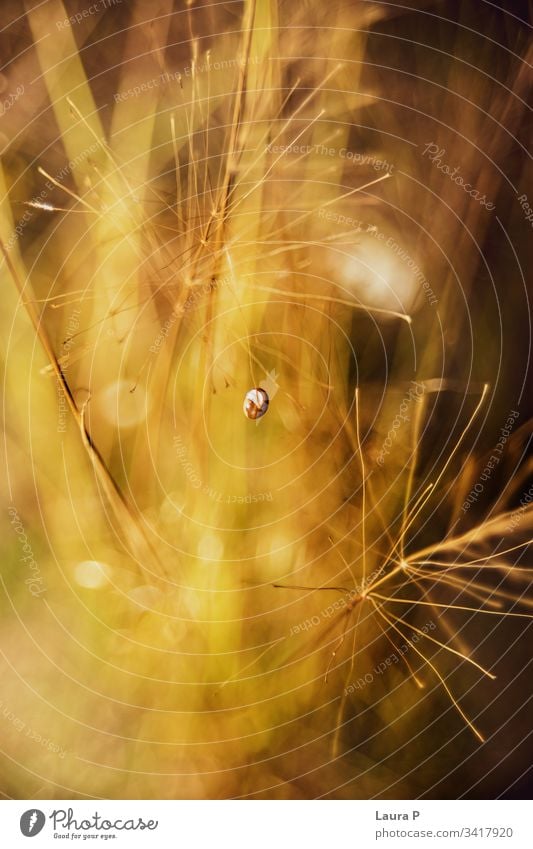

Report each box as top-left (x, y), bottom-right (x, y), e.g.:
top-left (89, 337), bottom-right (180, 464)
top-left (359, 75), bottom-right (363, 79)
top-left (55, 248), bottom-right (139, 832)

top-left (243, 387), bottom-right (269, 420)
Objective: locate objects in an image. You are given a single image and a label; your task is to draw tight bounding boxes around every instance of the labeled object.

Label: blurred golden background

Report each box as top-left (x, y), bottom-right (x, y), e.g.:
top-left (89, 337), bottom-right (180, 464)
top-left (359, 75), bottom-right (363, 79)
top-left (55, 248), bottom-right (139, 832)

top-left (0, 0), bottom-right (531, 799)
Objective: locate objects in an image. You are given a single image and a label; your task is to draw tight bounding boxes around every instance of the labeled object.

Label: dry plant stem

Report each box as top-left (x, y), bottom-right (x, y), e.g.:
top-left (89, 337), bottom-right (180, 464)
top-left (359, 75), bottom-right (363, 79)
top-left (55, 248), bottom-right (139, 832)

top-left (0, 237), bottom-right (165, 581)
top-left (411, 536), bottom-right (533, 564)
top-left (329, 388), bottom-right (367, 757)
top-left (400, 389), bottom-right (427, 561)
top-left (370, 598), bottom-right (485, 742)
top-left (224, 63), bottom-right (342, 219)
top-left (403, 571), bottom-right (474, 661)
top-left (374, 612), bottom-right (425, 688)
top-left (371, 593), bottom-right (533, 621)
top-left (355, 387), bottom-right (367, 586)
top-left (407, 568), bottom-right (505, 609)
top-left (386, 385), bottom-right (489, 569)
top-left (331, 599), bottom-right (365, 759)
top-left (215, 0), bottom-right (257, 238)
top-left (370, 597), bottom-right (496, 679)
top-left (255, 283), bottom-right (410, 324)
